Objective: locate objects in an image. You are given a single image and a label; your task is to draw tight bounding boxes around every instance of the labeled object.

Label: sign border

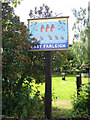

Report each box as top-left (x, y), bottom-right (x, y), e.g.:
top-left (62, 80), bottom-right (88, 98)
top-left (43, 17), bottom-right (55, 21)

top-left (28, 16), bottom-right (69, 51)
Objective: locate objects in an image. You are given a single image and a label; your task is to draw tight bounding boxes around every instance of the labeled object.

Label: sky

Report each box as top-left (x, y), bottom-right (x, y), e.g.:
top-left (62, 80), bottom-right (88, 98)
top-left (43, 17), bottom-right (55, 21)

top-left (14, 0), bottom-right (89, 44)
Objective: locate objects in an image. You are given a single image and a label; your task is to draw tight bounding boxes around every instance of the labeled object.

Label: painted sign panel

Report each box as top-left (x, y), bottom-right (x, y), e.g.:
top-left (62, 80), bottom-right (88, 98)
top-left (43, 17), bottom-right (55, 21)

top-left (28, 17), bottom-right (69, 51)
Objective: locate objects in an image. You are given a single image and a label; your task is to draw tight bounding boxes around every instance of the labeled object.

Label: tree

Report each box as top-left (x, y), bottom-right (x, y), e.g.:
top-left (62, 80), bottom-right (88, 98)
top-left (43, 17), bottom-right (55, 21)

top-left (2, 0), bottom-right (23, 7)
top-left (2, 2), bottom-right (45, 117)
top-left (29, 4), bottom-right (53, 18)
top-left (72, 7), bottom-right (90, 116)
top-left (2, 2), bottom-right (44, 84)
top-left (72, 8), bottom-right (89, 66)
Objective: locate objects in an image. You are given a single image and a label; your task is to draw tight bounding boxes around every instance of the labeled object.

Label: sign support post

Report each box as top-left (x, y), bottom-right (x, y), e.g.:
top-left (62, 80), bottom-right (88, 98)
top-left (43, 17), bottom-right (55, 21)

top-left (45, 51), bottom-right (52, 119)
top-left (28, 16), bottom-right (69, 119)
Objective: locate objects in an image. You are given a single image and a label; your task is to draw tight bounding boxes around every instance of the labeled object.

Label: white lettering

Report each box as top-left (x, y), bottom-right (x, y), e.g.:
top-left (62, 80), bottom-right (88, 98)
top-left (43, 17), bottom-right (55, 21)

top-left (46, 45), bottom-right (49, 48)
top-left (63, 44), bottom-right (66, 47)
top-left (37, 45), bottom-right (39, 48)
top-left (49, 44), bottom-right (52, 48)
top-left (58, 44), bottom-right (62, 48)
top-left (55, 44), bottom-right (57, 48)
top-left (52, 45), bottom-right (55, 48)
top-left (34, 46), bottom-right (37, 48)
top-left (39, 45), bottom-right (42, 48)
top-left (43, 45), bottom-right (46, 48)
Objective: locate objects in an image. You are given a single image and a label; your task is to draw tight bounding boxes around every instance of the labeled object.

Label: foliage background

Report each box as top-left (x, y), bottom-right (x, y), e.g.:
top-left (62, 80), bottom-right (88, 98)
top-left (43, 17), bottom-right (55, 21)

top-left (1, 1), bottom-right (90, 119)
top-left (2, 3), bottom-right (45, 118)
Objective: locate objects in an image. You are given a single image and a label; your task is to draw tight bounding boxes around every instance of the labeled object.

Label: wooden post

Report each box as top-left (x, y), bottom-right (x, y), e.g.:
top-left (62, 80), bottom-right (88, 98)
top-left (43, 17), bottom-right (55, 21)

top-left (45, 51), bottom-right (52, 119)
top-left (76, 75), bottom-right (82, 96)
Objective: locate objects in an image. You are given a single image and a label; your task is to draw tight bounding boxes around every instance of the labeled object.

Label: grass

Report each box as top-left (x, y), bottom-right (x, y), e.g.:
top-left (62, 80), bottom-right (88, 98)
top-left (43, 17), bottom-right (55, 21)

top-left (52, 75), bottom-right (76, 100)
top-left (39, 75), bottom-right (88, 100)
top-left (38, 75), bottom-right (89, 109)
top-left (28, 75), bottom-right (89, 118)
top-left (52, 75), bottom-right (89, 118)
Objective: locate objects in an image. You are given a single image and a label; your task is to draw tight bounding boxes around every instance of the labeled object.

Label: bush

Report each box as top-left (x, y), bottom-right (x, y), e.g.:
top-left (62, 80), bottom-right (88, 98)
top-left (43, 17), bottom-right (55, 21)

top-left (71, 84), bottom-right (90, 117)
top-left (2, 79), bottom-right (44, 119)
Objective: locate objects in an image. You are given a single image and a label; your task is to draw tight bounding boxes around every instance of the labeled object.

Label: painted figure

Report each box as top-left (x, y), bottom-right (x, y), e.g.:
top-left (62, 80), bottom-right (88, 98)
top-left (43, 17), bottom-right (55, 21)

top-left (51, 24), bottom-right (55, 32)
top-left (46, 24), bottom-right (50, 32)
top-left (41, 25), bottom-right (45, 32)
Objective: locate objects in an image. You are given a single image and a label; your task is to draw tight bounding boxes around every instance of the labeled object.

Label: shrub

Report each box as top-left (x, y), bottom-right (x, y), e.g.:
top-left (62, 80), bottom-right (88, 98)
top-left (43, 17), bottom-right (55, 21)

top-left (2, 79), bottom-right (44, 119)
top-left (71, 84), bottom-right (90, 117)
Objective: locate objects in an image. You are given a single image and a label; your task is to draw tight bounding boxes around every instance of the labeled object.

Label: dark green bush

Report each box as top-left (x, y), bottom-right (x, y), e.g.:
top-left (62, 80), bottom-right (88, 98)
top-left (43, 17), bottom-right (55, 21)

top-left (71, 84), bottom-right (90, 117)
top-left (2, 79), bottom-right (44, 119)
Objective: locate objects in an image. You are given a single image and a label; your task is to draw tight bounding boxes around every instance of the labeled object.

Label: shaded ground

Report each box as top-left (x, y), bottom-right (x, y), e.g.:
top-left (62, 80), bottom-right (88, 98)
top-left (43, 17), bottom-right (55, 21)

top-left (52, 100), bottom-right (72, 108)
top-left (1, 100), bottom-right (90, 120)
top-left (1, 116), bottom-right (90, 120)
